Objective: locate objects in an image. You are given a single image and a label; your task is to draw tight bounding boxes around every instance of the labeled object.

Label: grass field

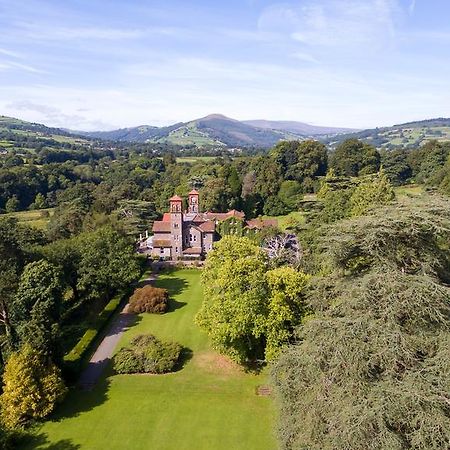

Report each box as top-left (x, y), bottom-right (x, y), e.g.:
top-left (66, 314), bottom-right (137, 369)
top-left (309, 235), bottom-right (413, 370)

top-left (23, 269), bottom-right (276, 450)
top-left (3, 208), bottom-right (54, 229)
top-left (263, 211), bottom-right (307, 231)
top-left (175, 156), bottom-right (219, 163)
top-left (394, 184), bottom-right (424, 198)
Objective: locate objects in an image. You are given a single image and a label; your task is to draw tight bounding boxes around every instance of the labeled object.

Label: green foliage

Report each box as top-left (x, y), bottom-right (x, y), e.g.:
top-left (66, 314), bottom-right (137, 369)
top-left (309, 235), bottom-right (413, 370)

top-left (273, 140), bottom-right (328, 190)
top-left (12, 260), bottom-right (63, 356)
top-left (74, 226), bottom-right (140, 301)
top-left (277, 180), bottom-right (302, 211)
top-left (196, 236), bottom-right (309, 363)
top-left (331, 139), bottom-right (380, 177)
top-left (263, 195), bottom-right (289, 216)
top-left (128, 285), bottom-right (169, 314)
top-left (264, 267), bottom-right (310, 360)
top-left (63, 292), bottom-right (125, 372)
top-left (349, 170), bottom-right (395, 216)
top-left (114, 334), bottom-right (182, 374)
top-left (1, 345), bottom-right (67, 428)
top-left (216, 216), bottom-right (245, 237)
top-left (273, 198), bottom-right (450, 450)
top-left (5, 195), bottom-right (19, 213)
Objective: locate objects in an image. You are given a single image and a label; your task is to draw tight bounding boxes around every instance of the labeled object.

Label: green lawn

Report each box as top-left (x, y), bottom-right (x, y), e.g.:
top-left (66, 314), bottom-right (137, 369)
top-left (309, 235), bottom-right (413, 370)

top-left (23, 269), bottom-right (276, 450)
top-left (263, 211), bottom-right (307, 231)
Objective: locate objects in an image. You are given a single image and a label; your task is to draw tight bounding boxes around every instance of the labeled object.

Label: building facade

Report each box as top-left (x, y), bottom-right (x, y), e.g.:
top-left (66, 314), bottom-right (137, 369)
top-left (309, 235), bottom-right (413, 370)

top-left (150, 190), bottom-right (276, 260)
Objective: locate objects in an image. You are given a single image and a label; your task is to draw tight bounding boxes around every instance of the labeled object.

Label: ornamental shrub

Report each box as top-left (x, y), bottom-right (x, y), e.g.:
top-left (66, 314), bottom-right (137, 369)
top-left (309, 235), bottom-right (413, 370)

top-left (128, 285), bottom-right (169, 314)
top-left (114, 334), bottom-right (182, 374)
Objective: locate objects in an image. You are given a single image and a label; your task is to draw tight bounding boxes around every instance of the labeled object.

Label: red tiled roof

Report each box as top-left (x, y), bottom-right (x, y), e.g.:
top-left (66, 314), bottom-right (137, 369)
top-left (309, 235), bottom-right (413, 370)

top-left (153, 240), bottom-right (172, 248)
top-left (204, 210), bottom-right (245, 221)
top-left (169, 195), bottom-right (183, 201)
top-left (198, 221), bottom-right (215, 232)
top-left (246, 218), bottom-right (279, 229)
top-left (183, 247), bottom-right (202, 255)
top-left (162, 213), bottom-right (171, 222)
top-left (189, 189), bottom-right (199, 195)
top-left (152, 221), bottom-right (171, 232)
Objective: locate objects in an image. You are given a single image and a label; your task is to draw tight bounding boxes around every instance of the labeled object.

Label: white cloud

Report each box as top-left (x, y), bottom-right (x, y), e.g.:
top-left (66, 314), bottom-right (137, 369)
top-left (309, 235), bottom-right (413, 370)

top-left (259, 0), bottom-right (402, 49)
top-left (0, 60), bottom-right (45, 73)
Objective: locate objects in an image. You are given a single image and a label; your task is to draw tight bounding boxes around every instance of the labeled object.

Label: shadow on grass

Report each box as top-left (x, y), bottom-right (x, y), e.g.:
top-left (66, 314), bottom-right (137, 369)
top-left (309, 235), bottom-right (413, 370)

top-left (167, 297), bottom-right (187, 312)
top-left (156, 275), bottom-right (189, 297)
top-left (17, 431), bottom-right (81, 450)
top-left (174, 346), bottom-right (194, 372)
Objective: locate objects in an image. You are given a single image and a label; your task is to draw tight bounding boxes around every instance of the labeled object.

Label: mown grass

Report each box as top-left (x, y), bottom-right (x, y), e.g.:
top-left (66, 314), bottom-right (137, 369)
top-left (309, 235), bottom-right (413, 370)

top-left (23, 269), bottom-right (276, 450)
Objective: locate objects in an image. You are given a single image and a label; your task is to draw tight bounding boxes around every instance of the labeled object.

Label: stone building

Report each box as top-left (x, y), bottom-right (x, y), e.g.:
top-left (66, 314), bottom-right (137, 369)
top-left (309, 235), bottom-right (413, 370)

top-left (151, 189), bottom-right (277, 260)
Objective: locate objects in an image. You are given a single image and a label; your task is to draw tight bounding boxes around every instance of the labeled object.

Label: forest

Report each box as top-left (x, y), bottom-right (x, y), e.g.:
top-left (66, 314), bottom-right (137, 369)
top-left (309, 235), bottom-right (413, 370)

top-left (0, 134), bottom-right (449, 449)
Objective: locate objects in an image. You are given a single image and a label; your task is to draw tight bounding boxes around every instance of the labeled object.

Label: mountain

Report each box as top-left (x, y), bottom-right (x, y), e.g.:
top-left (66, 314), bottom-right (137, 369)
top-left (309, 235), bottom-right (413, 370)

top-left (321, 117), bottom-right (450, 150)
top-left (80, 114), bottom-right (303, 148)
top-left (242, 119), bottom-right (358, 136)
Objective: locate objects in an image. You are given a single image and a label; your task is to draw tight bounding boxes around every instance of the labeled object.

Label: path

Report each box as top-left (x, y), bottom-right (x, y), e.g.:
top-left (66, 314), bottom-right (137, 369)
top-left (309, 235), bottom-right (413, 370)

top-left (78, 269), bottom-right (158, 390)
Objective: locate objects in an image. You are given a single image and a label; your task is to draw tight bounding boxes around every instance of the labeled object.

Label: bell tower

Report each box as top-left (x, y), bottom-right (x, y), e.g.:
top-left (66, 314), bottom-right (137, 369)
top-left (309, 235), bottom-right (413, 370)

top-left (188, 189), bottom-right (200, 214)
top-left (169, 195), bottom-right (183, 260)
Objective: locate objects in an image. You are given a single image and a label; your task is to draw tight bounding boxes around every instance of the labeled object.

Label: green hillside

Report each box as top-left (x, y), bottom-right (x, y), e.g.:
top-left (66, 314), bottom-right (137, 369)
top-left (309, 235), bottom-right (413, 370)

top-left (324, 118), bottom-right (450, 150)
top-left (79, 114), bottom-right (304, 148)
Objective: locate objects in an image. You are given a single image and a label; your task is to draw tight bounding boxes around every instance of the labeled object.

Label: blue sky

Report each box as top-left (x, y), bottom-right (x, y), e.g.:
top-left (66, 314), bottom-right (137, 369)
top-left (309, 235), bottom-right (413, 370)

top-left (0, 0), bottom-right (449, 130)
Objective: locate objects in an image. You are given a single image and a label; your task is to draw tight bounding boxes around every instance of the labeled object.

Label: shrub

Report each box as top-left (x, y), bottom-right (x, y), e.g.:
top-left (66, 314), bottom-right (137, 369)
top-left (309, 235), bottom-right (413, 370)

top-left (114, 334), bottom-right (182, 374)
top-left (63, 291), bottom-right (125, 378)
top-left (113, 348), bottom-right (143, 374)
top-left (1, 345), bottom-right (67, 428)
top-left (128, 285), bottom-right (169, 314)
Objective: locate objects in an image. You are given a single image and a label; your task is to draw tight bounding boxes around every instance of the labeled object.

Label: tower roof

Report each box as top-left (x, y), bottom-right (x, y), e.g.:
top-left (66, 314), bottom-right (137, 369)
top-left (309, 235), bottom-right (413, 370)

top-left (189, 189), bottom-right (199, 195)
top-left (169, 195), bottom-right (183, 201)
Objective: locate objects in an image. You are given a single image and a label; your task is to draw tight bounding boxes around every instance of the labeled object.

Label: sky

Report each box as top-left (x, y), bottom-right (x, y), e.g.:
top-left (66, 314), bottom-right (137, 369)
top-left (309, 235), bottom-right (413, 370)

top-left (0, 0), bottom-right (449, 130)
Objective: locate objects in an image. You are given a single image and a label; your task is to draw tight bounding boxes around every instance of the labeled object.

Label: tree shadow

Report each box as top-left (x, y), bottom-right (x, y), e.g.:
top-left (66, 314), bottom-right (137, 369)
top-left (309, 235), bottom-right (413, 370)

top-left (17, 431), bottom-right (81, 449)
top-left (167, 298), bottom-right (187, 312)
top-left (156, 275), bottom-right (188, 296)
top-left (173, 346), bottom-right (193, 372)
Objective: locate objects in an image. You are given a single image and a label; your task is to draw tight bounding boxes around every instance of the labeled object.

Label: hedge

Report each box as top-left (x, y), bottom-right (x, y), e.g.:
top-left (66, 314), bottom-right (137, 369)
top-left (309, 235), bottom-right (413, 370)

top-left (63, 291), bottom-right (127, 379)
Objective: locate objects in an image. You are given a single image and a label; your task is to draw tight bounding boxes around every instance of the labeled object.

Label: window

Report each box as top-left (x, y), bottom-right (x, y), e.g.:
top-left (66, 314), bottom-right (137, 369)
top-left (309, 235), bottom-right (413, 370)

top-left (160, 248), bottom-right (164, 254)
top-left (173, 223), bottom-right (179, 228)
top-left (176, 247), bottom-right (179, 253)
top-left (194, 235), bottom-right (197, 242)
top-left (189, 233), bottom-right (193, 242)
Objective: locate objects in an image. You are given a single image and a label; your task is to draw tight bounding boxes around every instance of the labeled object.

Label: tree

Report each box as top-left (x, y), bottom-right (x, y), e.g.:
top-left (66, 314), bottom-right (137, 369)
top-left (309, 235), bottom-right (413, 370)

top-left (196, 236), bottom-right (309, 363)
top-left (5, 196), bottom-right (19, 213)
top-left (331, 139), bottom-right (380, 177)
top-left (264, 267), bottom-right (309, 360)
top-left (273, 198), bottom-right (450, 450)
top-left (1, 345), bottom-right (67, 428)
top-left (128, 286), bottom-right (169, 314)
top-left (278, 180), bottom-right (303, 211)
top-left (273, 140), bottom-right (328, 191)
top-left (32, 193), bottom-right (47, 210)
top-left (349, 169), bottom-right (395, 216)
top-left (11, 260), bottom-right (63, 356)
top-left (76, 226), bottom-right (140, 301)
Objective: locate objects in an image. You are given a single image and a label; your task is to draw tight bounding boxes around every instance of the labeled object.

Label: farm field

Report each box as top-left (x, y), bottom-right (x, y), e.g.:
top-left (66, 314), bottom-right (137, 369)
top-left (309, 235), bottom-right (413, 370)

top-left (22, 269), bottom-right (276, 450)
top-left (3, 208), bottom-right (54, 229)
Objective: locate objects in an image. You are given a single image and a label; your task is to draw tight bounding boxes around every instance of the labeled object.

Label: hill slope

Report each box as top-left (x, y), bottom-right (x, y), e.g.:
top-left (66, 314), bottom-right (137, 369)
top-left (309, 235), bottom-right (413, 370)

top-left (80, 114), bottom-right (303, 148)
top-left (323, 118), bottom-right (450, 150)
top-left (243, 119), bottom-right (358, 136)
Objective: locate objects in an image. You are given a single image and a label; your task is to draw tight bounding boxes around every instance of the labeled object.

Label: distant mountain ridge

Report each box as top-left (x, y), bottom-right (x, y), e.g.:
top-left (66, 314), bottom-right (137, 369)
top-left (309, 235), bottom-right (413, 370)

top-left (242, 119), bottom-right (358, 136)
top-left (2, 114), bottom-right (450, 150)
top-left (77, 114), bottom-right (354, 148)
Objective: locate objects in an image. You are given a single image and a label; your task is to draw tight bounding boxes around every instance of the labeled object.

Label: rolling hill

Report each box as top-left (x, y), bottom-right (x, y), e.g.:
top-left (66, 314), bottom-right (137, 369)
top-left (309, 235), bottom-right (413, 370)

top-left (243, 119), bottom-right (358, 136)
top-left (323, 118), bottom-right (450, 150)
top-left (80, 114), bottom-right (304, 148)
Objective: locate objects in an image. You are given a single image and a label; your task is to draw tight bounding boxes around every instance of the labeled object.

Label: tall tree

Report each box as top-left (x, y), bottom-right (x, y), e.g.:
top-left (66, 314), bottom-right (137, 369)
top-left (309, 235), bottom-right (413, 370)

top-left (12, 260), bottom-right (63, 356)
top-left (273, 198), bottom-right (450, 450)
top-left (331, 139), bottom-right (380, 177)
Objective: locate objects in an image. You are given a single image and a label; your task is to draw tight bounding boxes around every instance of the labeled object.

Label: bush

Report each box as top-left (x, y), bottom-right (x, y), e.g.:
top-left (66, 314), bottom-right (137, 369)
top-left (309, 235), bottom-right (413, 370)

top-left (63, 291), bottom-right (126, 377)
top-left (128, 285), bottom-right (169, 314)
top-left (114, 334), bottom-right (182, 374)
